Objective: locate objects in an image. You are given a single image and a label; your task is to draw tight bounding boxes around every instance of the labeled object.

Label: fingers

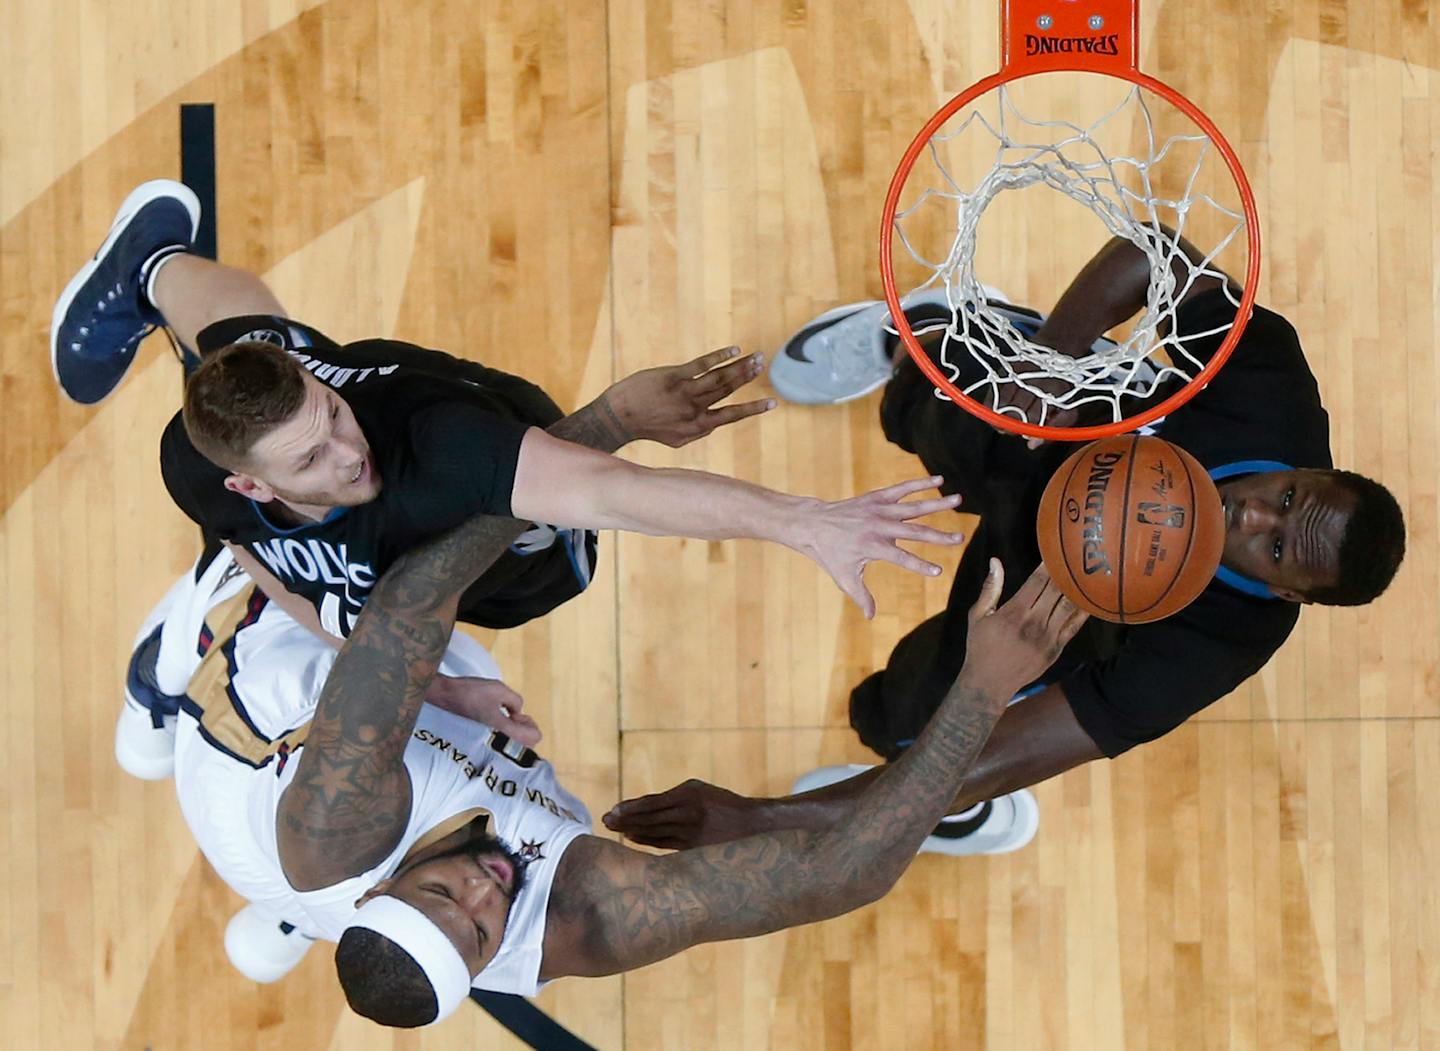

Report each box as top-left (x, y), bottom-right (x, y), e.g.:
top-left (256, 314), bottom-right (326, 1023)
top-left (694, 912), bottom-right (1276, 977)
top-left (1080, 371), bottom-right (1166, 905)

top-left (686, 350), bottom-right (764, 404)
top-left (602, 803), bottom-right (690, 832)
top-left (701, 397), bottom-right (776, 430)
top-left (1025, 407), bottom-right (1078, 449)
top-left (881, 493), bottom-right (962, 521)
top-left (838, 573), bottom-right (878, 620)
top-left (1057, 601), bottom-right (1090, 646)
top-left (604, 788), bottom-right (683, 822)
top-left (493, 682), bottom-right (524, 712)
top-left (968, 557), bottom-right (1004, 621)
top-left (1008, 560), bottom-right (1055, 610)
top-left (865, 474), bottom-right (949, 505)
top-left (683, 345), bottom-right (744, 376)
top-left (865, 543), bottom-right (944, 579)
top-left (501, 712), bottom-right (542, 748)
top-left (884, 521), bottom-right (966, 547)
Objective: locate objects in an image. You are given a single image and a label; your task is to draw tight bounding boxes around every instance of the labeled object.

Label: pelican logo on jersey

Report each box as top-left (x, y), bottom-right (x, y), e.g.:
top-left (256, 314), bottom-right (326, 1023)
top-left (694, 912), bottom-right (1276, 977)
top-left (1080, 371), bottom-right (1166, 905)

top-left (1024, 33), bottom-right (1120, 57)
top-left (516, 839), bottom-right (546, 865)
top-left (1082, 449), bottom-right (1125, 575)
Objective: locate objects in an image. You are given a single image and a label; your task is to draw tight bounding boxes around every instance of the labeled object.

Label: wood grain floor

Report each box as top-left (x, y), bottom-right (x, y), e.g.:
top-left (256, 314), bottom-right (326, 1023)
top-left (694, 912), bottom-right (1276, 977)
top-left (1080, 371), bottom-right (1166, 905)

top-left (1, 1), bottom-right (1436, 1048)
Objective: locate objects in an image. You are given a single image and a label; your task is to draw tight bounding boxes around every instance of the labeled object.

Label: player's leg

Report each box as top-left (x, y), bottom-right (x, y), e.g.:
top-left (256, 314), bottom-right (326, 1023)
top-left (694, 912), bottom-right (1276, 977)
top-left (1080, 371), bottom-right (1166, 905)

top-left (148, 253), bottom-right (287, 354)
top-left (51, 178), bottom-right (285, 404)
top-left (115, 539), bottom-right (238, 780)
top-left (224, 903), bottom-right (318, 983)
top-left (114, 565), bottom-right (200, 780)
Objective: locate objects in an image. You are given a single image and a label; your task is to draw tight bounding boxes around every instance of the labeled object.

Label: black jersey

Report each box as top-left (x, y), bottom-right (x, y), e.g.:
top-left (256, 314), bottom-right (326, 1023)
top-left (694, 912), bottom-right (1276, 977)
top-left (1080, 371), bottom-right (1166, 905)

top-left (1054, 289), bottom-right (1332, 754)
top-left (160, 315), bottom-right (594, 634)
top-left (873, 288), bottom-right (1333, 759)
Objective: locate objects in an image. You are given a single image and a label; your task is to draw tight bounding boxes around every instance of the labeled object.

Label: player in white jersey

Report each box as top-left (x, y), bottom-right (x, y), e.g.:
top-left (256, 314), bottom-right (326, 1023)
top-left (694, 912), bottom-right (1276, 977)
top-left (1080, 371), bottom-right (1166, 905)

top-left (142, 506), bottom-right (1087, 1028)
top-left (142, 548), bottom-right (585, 994)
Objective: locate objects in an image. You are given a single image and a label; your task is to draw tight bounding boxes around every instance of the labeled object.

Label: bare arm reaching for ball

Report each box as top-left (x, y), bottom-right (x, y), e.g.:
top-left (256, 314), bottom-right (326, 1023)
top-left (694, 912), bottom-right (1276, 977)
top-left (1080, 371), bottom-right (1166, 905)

top-left (539, 562), bottom-right (1087, 979)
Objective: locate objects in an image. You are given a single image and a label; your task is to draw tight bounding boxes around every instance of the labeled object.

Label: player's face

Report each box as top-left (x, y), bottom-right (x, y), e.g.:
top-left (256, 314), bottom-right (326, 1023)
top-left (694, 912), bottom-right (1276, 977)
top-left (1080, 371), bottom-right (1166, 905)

top-left (1216, 469), bottom-right (1355, 602)
top-left (369, 838), bottom-right (526, 977)
top-left (244, 374), bottom-right (382, 511)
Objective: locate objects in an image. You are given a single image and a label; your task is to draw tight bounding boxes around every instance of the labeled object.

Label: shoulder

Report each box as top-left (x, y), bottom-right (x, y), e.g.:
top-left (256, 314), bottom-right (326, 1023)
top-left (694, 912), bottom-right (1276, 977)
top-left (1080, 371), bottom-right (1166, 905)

top-left (539, 835), bottom-right (642, 979)
top-left (1174, 291), bottom-right (1306, 366)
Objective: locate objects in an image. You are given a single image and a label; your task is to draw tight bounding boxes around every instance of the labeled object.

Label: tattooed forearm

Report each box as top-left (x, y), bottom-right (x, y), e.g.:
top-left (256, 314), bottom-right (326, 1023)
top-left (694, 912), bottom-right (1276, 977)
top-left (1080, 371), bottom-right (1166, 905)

top-left (276, 511), bottom-right (530, 890)
top-left (548, 392), bottom-right (632, 453)
top-left (276, 385), bottom-right (644, 890)
top-left (547, 679), bottom-right (1010, 978)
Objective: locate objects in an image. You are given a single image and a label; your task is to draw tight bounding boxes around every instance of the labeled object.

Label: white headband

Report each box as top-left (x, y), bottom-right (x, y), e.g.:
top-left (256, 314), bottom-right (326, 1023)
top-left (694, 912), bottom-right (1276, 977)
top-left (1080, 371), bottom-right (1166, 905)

top-left (346, 894), bottom-right (473, 1025)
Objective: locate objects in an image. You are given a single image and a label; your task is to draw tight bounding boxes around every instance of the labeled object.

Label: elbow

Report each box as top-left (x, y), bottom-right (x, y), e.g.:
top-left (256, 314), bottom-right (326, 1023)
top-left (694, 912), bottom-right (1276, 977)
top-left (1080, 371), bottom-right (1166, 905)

top-left (809, 839), bottom-right (909, 920)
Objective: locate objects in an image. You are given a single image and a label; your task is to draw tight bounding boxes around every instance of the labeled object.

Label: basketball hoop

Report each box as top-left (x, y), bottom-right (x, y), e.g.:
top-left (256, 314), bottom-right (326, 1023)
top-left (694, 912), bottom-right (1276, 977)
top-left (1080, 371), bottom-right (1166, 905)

top-left (880, 0), bottom-right (1260, 441)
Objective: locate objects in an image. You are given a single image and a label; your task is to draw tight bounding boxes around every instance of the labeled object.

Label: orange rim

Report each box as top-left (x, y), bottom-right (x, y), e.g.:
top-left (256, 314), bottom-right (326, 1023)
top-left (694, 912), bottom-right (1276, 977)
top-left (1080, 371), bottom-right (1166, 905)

top-left (879, 0), bottom-right (1260, 441)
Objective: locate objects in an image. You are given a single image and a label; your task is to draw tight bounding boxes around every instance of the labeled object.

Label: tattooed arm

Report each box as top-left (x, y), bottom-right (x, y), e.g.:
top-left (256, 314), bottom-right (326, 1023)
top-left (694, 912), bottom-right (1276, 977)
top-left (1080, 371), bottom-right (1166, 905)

top-left (539, 562), bottom-right (1088, 978)
top-left (275, 509), bottom-right (529, 891)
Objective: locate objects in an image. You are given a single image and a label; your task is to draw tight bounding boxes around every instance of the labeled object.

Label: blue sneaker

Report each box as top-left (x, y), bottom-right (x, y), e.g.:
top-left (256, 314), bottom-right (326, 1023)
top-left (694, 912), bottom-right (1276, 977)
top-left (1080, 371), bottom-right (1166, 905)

top-left (51, 179), bottom-right (200, 404)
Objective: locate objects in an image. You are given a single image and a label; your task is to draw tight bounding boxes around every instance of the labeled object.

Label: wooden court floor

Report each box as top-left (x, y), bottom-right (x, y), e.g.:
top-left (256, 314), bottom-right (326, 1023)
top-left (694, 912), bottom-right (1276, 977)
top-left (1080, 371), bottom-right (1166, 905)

top-left (1, 1), bottom-right (1437, 1047)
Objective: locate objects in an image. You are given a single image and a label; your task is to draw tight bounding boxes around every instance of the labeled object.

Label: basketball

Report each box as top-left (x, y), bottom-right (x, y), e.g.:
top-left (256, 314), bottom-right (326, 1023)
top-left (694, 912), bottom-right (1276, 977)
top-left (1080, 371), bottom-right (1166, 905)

top-left (1036, 435), bottom-right (1224, 624)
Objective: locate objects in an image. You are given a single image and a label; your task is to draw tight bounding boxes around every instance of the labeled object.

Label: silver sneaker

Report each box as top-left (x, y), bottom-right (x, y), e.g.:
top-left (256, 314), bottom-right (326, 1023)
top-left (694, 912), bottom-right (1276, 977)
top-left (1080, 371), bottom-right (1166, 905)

top-left (789, 763), bottom-right (1039, 857)
top-left (768, 288), bottom-right (974, 405)
top-left (917, 789), bottom-right (1039, 857)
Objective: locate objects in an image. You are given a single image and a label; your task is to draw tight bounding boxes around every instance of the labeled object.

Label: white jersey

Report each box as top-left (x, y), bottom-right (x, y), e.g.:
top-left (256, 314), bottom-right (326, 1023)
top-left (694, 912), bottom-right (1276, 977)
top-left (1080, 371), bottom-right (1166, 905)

top-left (157, 551), bottom-right (592, 996)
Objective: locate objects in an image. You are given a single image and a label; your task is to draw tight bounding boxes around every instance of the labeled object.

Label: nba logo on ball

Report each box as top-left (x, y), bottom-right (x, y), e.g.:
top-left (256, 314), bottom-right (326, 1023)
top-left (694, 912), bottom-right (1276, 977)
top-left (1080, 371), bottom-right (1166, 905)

top-left (1037, 436), bottom-right (1225, 624)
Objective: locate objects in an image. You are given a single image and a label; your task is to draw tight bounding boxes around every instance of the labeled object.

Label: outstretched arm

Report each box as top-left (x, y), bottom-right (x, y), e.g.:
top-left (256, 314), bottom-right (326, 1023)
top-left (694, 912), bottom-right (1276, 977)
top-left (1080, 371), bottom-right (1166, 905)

top-left (1033, 226), bottom-right (1235, 358)
top-left (605, 683), bottom-right (1103, 850)
top-left (996, 226), bottom-right (1237, 440)
top-left (511, 446), bottom-right (964, 619)
top-left (540, 563), bottom-right (1088, 978)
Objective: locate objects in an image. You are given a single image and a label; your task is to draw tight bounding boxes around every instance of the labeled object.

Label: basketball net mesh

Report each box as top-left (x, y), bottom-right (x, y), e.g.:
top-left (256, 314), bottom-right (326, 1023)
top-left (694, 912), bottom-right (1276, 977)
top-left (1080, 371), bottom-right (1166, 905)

top-left (891, 83), bottom-right (1248, 427)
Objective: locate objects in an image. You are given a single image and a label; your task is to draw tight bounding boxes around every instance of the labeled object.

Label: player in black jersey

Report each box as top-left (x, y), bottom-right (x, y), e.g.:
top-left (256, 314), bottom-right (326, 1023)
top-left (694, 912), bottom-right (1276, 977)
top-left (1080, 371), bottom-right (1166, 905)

top-left (54, 181), bottom-right (964, 645)
top-left (607, 228), bottom-right (1407, 860)
top-left (55, 180), bottom-right (971, 781)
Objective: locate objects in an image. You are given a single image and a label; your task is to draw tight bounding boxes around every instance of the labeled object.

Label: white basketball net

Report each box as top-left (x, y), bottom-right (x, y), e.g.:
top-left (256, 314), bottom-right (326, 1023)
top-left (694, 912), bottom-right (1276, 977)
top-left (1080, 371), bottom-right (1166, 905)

top-left (890, 82), bottom-right (1249, 428)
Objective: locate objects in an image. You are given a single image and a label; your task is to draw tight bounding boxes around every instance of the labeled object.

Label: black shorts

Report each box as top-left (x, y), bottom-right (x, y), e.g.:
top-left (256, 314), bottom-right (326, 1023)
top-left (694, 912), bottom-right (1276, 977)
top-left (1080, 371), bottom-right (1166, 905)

top-left (457, 528), bottom-right (600, 630)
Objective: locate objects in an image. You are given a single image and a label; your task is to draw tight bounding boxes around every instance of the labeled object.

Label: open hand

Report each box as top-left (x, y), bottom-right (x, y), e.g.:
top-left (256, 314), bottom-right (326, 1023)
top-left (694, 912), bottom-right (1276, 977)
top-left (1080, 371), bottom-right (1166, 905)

top-left (607, 346), bottom-right (775, 448)
top-left (958, 560), bottom-right (1089, 698)
top-left (797, 475), bottom-right (965, 619)
top-left (989, 376), bottom-right (1080, 449)
top-left (425, 675), bottom-right (542, 747)
top-left (602, 778), bottom-right (759, 850)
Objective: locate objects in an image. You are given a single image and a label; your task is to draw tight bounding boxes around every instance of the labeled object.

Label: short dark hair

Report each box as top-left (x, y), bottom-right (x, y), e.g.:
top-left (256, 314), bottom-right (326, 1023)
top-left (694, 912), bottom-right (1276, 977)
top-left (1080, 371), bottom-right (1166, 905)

top-left (182, 341), bottom-right (307, 469)
top-left (334, 928), bottom-right (440, 1028)
top-left (1306, 470), bottom-right (1405, 606)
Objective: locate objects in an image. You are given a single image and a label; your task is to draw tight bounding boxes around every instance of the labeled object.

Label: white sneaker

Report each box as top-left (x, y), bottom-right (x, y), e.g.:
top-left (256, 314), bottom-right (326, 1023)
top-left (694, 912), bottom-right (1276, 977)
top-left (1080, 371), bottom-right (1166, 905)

top-left (114, 689), bottom-right (176, 780)
top-left (789, 764), bottom-right (1039, 856)
top-left (224, 905), bottom-right (316, 983)
top-left (918, 789), bottom-right (1039, 857)
top-left (769, 287), bottom-right (960, 404)
top-left (790, 763), bottom-right (873, 795)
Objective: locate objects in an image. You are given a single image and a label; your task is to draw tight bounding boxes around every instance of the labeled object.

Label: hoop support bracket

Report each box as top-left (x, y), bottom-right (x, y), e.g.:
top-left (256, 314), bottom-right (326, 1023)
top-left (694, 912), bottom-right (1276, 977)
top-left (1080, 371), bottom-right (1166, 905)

top-left (1001, 0), bottom-right (1140, 77)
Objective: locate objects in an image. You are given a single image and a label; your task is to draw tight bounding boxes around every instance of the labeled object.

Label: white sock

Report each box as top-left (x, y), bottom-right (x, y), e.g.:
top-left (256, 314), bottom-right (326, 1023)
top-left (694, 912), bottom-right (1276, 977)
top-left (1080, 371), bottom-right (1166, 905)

top-left (140, 246), bottom-right (187, 309)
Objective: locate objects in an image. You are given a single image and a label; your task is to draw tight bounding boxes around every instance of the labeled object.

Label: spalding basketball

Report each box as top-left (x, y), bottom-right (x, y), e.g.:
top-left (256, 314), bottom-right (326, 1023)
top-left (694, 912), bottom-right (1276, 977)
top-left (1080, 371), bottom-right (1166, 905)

top-left (1036, 435), bottom-right (1224, 624)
